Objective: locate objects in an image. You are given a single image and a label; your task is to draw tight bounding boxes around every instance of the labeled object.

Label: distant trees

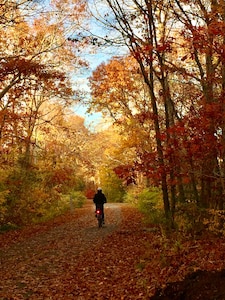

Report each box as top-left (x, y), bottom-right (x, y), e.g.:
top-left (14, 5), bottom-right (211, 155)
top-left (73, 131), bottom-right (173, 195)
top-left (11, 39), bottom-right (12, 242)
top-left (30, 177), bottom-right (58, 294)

top-left (88, 55), bottom-right (154, 180)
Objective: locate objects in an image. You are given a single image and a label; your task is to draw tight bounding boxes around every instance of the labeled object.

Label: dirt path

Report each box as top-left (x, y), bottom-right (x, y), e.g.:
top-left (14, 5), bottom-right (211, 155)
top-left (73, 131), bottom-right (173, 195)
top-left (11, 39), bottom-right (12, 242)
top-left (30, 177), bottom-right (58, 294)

top-left (2, 202), bottom-right (225, 300)
top-left (0, 201), bottom-right (125, 299)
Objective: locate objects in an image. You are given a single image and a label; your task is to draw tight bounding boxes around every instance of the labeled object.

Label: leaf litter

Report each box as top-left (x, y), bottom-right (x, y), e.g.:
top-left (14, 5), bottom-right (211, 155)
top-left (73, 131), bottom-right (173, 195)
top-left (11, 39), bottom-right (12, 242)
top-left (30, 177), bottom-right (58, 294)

top-left (1, 202), bottom-right (225, 299)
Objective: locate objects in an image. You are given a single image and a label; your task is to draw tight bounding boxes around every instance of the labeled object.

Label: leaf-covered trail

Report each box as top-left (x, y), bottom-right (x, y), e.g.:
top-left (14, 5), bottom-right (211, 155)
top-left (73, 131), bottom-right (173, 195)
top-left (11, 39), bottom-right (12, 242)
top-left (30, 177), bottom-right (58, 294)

top-left (0, 202), bottom-right (148, 299)
top-left (2, 202), bottom-right (225, 300)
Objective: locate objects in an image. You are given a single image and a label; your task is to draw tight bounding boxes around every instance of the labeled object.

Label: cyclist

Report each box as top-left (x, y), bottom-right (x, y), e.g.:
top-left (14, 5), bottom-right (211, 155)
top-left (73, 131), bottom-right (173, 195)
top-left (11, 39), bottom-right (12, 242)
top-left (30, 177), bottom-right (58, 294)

top-left (93, 187), bottom-right (107, 223)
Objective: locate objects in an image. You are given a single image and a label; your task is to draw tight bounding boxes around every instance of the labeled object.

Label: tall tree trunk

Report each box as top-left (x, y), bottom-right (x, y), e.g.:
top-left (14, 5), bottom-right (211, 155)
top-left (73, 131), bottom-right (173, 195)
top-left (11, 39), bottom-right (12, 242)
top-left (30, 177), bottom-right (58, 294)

top-left (199, 29), bottom-right (220, 208)
top-left (143, 0), bottom-right (171, 218)
top-left (105, 0), bottom-right (172, 217)
top-left (219, 2), bottom-right (225, 209)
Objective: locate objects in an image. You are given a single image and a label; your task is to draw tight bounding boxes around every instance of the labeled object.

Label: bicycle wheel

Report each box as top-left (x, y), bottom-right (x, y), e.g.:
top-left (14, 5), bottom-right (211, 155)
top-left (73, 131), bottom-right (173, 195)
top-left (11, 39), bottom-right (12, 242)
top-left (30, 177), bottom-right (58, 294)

top-left (98, 218), bottom-right (103, 228)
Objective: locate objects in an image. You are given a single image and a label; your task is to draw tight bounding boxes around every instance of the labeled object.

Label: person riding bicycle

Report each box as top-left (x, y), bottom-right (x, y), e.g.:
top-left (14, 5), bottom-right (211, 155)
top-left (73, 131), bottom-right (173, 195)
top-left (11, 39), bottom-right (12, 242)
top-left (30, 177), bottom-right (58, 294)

top-left (93, 187), bottom-right (107, 223)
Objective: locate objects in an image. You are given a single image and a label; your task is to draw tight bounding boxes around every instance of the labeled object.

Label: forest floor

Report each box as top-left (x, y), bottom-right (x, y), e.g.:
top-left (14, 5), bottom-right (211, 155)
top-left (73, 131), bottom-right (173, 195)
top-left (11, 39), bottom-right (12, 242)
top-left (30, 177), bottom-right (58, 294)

top-left (1, 201), bottom-right (225, 299)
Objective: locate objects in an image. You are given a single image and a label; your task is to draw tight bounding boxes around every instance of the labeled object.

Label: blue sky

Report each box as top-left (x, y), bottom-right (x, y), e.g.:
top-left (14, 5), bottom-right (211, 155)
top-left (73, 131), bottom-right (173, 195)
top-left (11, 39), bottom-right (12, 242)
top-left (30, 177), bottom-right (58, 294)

top-left (73, 49), bottom-right (128, 130)
top-left (71, 0), bottom-right (128, 130)
top-left (72, 51), bottom-right (110, 130)
top-left (73, 46), bottom-right (126, 130)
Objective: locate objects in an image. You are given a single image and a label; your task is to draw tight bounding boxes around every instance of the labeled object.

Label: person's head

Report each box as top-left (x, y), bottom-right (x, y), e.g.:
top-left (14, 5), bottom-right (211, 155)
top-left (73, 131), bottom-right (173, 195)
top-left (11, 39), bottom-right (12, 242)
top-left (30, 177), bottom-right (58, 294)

top-left (97, 187), bottom-right (102, 193)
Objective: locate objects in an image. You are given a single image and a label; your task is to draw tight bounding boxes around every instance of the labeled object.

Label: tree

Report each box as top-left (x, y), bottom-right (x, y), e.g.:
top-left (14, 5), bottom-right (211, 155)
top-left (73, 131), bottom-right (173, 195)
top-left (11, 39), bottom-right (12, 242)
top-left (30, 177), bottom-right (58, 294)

top-left (89, 55), bottom-right (156, 184)
top-left (0, 0), bottom-right (88, 166)
top-left (169, 0), bottom-right (225, 208)
top-left (88, 0), bottom-right (225, 215)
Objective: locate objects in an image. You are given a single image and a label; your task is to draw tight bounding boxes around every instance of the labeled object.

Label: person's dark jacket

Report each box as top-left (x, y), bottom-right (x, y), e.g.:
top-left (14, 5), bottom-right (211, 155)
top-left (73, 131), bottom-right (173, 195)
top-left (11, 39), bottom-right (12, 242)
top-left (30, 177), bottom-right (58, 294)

top-left (93, 190), bottom-right (107, 208)
top-left (93, 190), bottom-right (107, 221)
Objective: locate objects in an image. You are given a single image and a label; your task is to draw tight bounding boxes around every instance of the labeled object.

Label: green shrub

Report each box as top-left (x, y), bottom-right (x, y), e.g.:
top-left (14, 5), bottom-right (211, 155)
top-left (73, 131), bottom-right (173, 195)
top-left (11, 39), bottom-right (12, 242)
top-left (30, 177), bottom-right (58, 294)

top-left (137, 188), bottom-right (165, 225)
top-left (124, 187), bottom-right (165, 225)
top-left (123, 192), bottom-right (136, 204)
top-left (123, 186), bottom-right (139, 205)
top-left (137, 188), bottom-right (162, 212)
top-left (31, 188), bottom-right (63, 223)
top-left (69, 191), bottom-right (86, 208)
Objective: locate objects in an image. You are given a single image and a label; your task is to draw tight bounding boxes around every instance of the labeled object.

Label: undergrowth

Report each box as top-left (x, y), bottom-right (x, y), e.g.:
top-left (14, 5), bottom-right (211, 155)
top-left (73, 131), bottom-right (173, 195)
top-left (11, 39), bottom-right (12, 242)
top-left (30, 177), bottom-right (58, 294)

top-left (125, 186), bottom-right (225, 238)
top-left (124, 187), bottom-right (166, 226)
